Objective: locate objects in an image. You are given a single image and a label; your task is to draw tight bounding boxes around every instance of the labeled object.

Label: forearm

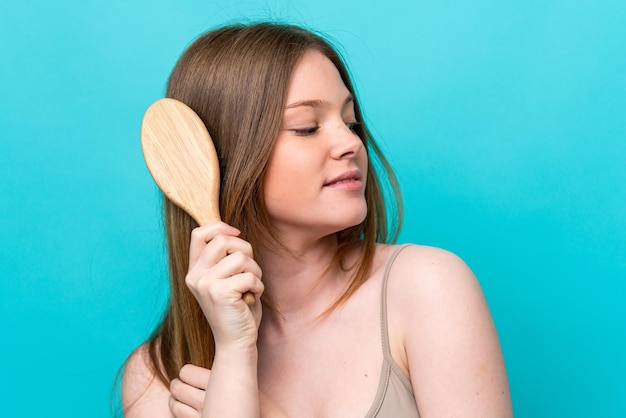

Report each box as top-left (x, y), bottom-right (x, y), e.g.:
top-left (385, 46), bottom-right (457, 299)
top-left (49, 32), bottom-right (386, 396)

top-left (203, 346), bottom-right (260, 418)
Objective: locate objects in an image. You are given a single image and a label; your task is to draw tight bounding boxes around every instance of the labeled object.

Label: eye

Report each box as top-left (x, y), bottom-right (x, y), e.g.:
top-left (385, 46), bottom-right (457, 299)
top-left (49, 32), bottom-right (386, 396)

top-left (292, 126), bottom-right (320, 136)
top-left (346, 122), bottom-right (361, 132)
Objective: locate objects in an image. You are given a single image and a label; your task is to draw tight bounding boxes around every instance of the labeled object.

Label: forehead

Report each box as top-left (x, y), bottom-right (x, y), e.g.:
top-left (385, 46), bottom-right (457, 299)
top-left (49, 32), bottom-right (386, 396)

top-left (284, 49), bottom-right (350, 105)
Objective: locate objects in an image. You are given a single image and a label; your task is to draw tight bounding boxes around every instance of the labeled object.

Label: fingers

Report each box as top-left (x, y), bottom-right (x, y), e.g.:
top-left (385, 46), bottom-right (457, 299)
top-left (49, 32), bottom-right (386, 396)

top-left (186, 223), bottom-right (263, 306)
top-left (185, 223), bottom-right (263, 348)
top-left (169, 393), bottom-right (200, 418)
top-left (188, 222), bottom-right (243, 267)
top-left (179, 364), bottom-right (211, 389)
top-left (192, 248), bottom-right (262, 283)
top-left (168, 365), bottom-right (212, 417)
top-left (191, 271), bottom-right (264, 303)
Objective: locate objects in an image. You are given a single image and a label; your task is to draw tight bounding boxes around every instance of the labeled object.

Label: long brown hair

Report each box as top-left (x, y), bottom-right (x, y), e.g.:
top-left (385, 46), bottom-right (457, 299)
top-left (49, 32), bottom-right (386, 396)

top-left (145, 22), bottom-right (402, 387)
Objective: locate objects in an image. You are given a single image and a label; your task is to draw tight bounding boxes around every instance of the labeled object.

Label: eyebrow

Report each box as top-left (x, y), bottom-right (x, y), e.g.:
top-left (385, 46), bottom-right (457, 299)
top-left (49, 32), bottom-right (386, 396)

top-left (284, 95), bottom-right (354, 110)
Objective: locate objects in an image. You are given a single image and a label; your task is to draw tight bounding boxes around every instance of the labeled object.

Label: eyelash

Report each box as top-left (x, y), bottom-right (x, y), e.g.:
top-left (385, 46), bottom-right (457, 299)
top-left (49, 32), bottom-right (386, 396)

top-left (294, 126), bottom-right (320, 136)
top-left (347, 122), bottom-right (361, 132)
top-left (293, 122), bottom-right (361, 136)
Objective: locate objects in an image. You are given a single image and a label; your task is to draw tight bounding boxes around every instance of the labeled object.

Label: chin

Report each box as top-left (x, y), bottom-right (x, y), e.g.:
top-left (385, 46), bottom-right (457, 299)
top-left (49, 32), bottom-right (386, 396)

top-left (334, 208), bottom-right (368, 232)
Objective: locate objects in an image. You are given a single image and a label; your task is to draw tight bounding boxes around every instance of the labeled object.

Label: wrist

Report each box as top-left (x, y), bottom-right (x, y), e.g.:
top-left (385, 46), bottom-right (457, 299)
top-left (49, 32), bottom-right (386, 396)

top-left (205, 344), bottom-right (260, 417)
top-left (213, 343), bottom-right (258, 367)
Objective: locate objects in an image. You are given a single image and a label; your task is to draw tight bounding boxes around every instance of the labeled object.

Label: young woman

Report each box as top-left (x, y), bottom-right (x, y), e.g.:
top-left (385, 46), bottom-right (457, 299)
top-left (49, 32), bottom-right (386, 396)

top-left (122, 22), bottom-right (512, 417)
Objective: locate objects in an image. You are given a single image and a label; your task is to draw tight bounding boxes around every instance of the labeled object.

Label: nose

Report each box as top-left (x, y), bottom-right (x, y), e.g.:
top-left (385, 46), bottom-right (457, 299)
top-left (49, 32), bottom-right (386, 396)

top-left (330, 122), bottom-right (364, 160)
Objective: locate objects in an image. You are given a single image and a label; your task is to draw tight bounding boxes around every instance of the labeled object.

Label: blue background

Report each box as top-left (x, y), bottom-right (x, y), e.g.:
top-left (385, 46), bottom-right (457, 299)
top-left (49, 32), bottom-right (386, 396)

top-left (1, 1), bottom-right (624, 416)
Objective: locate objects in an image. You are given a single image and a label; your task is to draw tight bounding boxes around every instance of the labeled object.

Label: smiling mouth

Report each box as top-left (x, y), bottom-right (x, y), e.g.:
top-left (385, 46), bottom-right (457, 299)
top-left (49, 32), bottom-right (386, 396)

top-left (324, 171), bottom-right (363, 188)
top-left (325, 178), bottom-right (359, 186)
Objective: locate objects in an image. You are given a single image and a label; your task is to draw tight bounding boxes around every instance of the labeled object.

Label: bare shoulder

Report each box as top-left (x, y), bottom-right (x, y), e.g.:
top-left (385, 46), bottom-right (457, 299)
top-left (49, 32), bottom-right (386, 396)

top-left (384, 244), bottom-right (513, 417)
top-left (386, 244), bottom-right (473, 281)
top-left (384, 244), bottom-right (485, 314)
top-left (383, 244), bottom-right (489, 338)
top-left (122, 342), bottom-right (172, 417)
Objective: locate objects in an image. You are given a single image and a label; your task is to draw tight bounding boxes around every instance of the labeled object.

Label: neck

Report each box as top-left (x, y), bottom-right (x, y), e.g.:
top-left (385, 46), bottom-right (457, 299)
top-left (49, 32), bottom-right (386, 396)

top-left (257, 234), bottom-right (354, 323)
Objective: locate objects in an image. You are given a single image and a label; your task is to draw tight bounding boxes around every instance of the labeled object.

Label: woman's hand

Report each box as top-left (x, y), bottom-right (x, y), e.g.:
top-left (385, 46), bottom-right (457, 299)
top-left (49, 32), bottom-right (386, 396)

top-left (186, 222), bottom-right (264, 350)
top-left (169, 364), bottom-right (210, 418)
top-left (169, 364), bottom-right (290, 418)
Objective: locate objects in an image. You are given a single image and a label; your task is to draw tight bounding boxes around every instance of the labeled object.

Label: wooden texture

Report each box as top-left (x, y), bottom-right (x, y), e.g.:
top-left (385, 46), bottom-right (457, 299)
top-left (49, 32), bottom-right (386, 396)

top-left (141, 98), bottom-right (221, 225)
top-left (141, 98), bottom-right (254, 306)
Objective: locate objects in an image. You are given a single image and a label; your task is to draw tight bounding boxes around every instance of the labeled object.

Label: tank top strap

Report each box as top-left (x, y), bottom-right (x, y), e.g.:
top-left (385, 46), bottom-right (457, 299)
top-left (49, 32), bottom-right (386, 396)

top-left (379, 244), bottom-right (414, 393)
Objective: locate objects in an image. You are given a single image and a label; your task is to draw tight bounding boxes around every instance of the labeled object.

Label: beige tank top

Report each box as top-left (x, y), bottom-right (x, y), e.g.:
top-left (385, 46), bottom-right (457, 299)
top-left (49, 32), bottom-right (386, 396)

top-left (364, 245), bottom-right (420, 417)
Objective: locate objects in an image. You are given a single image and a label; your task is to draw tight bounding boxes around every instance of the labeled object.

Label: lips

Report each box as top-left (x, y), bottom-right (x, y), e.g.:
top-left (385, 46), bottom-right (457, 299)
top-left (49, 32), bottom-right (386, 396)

top-left (324, 170), bottom-right (362, 187)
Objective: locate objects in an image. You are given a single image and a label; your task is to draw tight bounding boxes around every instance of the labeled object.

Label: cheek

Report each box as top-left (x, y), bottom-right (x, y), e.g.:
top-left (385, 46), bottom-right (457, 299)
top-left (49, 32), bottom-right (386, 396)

top-left (263, 148), bottom-right (308, 200)
top-left (265, 141), bottom-right (320, 183)
top-left (359, 148), bottom-right (369, 179)
top-left (263, 158), bottom-right (313, 222)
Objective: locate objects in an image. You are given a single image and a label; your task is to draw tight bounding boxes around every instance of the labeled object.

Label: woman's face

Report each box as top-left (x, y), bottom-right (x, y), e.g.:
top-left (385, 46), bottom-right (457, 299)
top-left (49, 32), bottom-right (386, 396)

top-left (263, 49), bottom-right (368, 242)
